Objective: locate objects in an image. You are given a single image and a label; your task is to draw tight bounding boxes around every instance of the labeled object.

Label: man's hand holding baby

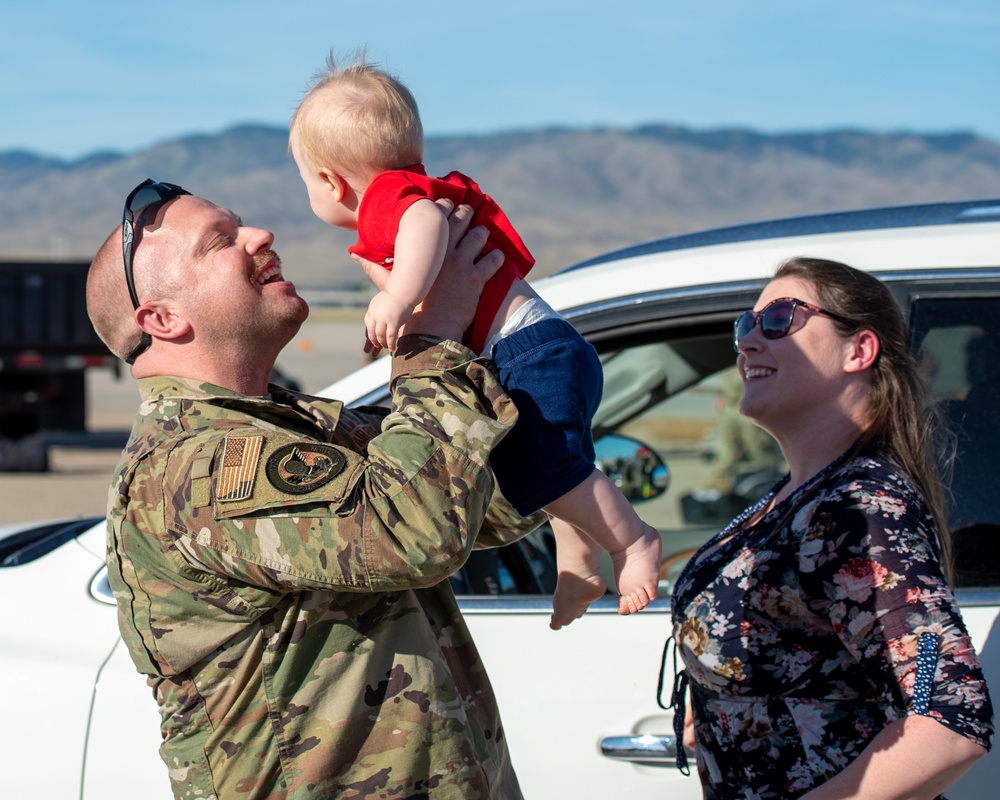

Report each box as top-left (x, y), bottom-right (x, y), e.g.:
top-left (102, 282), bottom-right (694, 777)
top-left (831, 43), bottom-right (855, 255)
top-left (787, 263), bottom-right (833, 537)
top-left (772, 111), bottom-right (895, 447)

top-left (353, 200), bottom-right (503, 357)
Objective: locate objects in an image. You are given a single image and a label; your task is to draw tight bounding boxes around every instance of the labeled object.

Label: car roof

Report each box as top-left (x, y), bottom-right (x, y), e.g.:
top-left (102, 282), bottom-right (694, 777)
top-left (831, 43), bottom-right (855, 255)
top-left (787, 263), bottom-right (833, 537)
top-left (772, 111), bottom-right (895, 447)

top-left (566, 198), bottom-right (1000, 271)
top-left (539, 197), bottom-right (1000, 313)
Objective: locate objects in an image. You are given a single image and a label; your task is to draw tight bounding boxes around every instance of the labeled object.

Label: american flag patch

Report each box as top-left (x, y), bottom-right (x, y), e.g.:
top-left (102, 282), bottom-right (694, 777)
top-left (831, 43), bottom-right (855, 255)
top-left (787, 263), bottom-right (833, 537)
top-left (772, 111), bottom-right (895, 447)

top-left (217, 435), bottom-right (263, 501)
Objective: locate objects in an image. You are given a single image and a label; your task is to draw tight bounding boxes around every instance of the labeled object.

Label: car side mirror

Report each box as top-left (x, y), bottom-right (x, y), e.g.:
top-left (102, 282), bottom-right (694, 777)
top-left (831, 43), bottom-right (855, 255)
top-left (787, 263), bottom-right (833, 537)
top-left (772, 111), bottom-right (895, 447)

top-left (594, 434), bottom-right (669, 503)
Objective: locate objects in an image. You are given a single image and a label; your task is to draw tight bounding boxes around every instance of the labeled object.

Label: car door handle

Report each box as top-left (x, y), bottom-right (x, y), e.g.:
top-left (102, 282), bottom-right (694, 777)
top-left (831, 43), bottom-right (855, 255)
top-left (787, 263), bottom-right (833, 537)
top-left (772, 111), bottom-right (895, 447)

top-left (600, 734), bottom-right (687, 765)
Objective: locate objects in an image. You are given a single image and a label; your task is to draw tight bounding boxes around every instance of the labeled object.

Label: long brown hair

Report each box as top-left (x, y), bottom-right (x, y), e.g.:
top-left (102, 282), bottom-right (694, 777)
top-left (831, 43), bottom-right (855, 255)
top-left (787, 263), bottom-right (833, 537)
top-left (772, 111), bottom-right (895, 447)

top-left (774, 257), bottom-right (954, 580)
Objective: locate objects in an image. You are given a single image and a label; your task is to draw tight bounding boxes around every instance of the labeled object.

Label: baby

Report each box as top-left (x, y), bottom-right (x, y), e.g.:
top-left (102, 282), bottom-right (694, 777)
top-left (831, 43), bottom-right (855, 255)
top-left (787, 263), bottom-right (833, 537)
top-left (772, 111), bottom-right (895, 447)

top-left (290, 53), bottom-right (661, 629)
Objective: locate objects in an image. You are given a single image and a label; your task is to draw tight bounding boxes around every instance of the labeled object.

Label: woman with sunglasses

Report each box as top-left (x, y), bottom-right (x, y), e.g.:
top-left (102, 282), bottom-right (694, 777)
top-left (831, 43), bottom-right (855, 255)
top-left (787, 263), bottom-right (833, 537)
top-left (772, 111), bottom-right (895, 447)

top-left (669, 257), bottom-right (993, 799)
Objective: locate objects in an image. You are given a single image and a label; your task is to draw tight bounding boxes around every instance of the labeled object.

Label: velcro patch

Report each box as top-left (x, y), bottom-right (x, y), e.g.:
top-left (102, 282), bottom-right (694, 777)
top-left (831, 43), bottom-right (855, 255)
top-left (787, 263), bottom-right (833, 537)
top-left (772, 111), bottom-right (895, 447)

top-left (217, 435), bottom-right (263, 501)
top-left (265, 443), bottom-right (346, 495)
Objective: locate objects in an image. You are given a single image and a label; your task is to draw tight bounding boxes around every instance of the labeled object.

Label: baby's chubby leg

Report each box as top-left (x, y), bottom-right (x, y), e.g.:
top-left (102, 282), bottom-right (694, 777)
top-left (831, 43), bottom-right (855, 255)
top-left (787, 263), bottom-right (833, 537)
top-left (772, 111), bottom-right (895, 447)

top-left (548, 517), bottom-right (607, 630)
top-left (545, 469), bottom-right (662, 616)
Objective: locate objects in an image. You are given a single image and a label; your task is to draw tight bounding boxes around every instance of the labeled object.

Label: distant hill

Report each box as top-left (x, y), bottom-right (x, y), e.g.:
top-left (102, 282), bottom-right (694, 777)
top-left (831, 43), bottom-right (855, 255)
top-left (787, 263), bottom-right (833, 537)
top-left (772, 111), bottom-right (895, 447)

top-left (2, 123), bottom-right (999, 288)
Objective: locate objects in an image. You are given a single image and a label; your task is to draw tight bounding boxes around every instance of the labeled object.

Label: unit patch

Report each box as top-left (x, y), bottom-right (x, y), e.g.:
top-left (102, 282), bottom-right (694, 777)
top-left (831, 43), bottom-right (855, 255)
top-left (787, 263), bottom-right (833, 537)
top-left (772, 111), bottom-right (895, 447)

top-left (217, 435), bottom-right (263, 501)
top-left (266, 443), bottom-right (346, 494)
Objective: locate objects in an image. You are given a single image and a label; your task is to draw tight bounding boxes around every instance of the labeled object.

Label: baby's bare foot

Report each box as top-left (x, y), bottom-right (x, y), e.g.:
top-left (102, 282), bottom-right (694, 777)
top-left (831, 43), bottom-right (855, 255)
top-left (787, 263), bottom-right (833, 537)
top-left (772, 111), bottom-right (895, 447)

top-left (550, 571), bottom-right (607, 630)
top-left (611, 525), bottom-right (662, 616)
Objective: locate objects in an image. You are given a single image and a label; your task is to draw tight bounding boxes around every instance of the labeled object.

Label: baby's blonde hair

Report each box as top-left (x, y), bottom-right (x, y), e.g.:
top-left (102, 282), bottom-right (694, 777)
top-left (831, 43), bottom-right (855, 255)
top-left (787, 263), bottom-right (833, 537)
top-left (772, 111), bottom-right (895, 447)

top-left (291, 50), bottom-right (423, 177)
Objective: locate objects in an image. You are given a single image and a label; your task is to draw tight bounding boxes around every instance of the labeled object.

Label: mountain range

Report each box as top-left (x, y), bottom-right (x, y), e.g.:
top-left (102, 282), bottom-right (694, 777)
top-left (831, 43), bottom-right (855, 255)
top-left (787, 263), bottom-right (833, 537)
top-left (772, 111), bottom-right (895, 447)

top-left (2, 123), bottom-right (999, 289)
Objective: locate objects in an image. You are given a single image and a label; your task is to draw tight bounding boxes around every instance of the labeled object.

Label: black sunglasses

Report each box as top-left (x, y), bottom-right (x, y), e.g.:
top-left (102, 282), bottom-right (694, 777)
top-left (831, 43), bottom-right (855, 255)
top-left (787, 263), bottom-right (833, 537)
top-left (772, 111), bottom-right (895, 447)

top-left (733, 297), bottom-right (852, 352)
top-left (121, 179), bottom-right (191, 363)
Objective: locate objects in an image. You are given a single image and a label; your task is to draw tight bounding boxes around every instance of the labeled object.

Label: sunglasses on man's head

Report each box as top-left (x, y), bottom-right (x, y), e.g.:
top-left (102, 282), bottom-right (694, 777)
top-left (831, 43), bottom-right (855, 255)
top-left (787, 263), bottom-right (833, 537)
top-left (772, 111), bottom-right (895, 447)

top-left (121, 178), bottom-right (191, 363)
top-left (733, 297), bottom-right (852, 352)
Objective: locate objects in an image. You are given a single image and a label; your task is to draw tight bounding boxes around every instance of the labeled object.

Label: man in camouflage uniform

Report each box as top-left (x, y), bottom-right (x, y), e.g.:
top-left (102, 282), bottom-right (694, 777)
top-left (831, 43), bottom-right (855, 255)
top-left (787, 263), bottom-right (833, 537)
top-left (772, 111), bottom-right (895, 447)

top-left (87, 182), bottom-right (542, 800)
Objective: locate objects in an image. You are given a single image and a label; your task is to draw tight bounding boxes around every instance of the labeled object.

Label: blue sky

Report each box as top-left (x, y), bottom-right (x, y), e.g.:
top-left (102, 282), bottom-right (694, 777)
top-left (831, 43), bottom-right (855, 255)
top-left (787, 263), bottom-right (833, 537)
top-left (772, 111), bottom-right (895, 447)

top-left (4, 1), bottom-right (998, 161)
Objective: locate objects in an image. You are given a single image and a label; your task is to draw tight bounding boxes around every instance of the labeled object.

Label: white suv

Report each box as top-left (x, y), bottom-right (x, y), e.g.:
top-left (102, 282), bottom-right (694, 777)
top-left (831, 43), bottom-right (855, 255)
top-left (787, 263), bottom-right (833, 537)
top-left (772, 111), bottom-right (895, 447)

top-left (2, 199), bottom-right (998, 799)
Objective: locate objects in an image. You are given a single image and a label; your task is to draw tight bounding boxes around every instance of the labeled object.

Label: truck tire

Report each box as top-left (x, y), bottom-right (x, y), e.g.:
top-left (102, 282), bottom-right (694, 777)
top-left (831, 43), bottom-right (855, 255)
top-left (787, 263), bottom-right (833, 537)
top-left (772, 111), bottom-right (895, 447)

top-left (0, 436), bottom-right (15, 471)
top-left (16, 434), bottom-right (50, 473)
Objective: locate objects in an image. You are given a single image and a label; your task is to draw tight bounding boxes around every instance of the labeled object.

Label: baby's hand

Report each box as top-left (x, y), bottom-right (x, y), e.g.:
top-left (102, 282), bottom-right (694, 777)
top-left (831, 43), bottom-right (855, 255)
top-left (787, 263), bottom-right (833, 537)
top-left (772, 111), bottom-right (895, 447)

top-left (365, 291), bottom-right (415, 353)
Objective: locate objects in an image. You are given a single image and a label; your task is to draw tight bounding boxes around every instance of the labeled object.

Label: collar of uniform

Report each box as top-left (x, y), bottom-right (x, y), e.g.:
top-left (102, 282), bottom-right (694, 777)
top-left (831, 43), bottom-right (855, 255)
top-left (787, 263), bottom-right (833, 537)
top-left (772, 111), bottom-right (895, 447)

top-left (135, 375), bottom-right (344, 432)
top-left (137, 375), bottom-right (245, 404)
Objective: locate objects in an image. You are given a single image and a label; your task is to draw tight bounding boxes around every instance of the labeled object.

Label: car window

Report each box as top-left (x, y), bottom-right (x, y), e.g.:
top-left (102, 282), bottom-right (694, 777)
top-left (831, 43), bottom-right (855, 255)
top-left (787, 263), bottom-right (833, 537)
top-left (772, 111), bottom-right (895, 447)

top-left (585, 294), bottom-right (1000, 594)
top-left (587, 330), bottom-right (785, 591)
top-left (457, 320), bottom-right (774, 599)
top-left (911, 297), bottom-right (1000, 589)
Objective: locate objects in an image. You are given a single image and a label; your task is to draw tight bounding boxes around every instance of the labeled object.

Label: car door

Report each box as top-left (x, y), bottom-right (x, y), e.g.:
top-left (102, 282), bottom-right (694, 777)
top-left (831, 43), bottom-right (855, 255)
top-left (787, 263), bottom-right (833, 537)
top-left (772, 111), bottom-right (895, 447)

top-left (0, 519), bottom-right (125, 800)
top-left (448, 286), bottom-right (762, 799)
top-left (900, 282), bottom-right (1000, 798)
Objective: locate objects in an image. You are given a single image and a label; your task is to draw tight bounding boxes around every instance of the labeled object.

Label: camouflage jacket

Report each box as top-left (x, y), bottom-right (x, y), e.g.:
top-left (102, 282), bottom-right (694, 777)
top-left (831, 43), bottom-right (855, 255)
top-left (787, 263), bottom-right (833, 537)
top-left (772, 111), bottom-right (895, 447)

top-left (106, 336), bottom-right (542, 800)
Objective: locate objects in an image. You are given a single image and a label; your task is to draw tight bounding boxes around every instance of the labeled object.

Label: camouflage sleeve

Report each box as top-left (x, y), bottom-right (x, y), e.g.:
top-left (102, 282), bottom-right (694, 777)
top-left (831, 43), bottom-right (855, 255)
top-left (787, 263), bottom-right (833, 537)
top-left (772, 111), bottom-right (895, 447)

top-left (475, 493), bottom-right (546, 549)
top-left (319, 390), bottom-right (545, 549)
top-left (166, 335), bottom-right (520, 593)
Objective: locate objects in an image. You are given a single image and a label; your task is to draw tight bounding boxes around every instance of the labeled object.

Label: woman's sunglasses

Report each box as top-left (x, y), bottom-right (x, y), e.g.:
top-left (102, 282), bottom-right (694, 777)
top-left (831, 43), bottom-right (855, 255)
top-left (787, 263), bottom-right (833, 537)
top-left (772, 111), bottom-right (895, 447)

top-left (121, 178), bottom-right (191, 363)
top-left (733, 297), bottom-right (852, 352)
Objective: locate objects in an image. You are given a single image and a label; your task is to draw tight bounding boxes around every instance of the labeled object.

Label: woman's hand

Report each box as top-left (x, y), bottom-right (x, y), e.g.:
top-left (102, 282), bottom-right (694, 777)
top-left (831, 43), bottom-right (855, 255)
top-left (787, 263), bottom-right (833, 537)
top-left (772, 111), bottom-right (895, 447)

top-left (683, 702), bottom-right (696, 752)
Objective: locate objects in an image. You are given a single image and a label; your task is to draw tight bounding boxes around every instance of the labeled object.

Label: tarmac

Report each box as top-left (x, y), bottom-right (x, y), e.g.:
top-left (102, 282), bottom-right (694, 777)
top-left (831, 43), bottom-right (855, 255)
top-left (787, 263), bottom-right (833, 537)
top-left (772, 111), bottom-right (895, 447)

top-left (0, 314), bottom-right (371, 526)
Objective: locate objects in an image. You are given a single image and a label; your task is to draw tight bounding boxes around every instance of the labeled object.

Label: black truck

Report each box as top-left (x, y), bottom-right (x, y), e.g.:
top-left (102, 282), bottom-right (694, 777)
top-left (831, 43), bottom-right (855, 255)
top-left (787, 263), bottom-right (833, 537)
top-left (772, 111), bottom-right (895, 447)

top-left (0, 260), bottom-right (117, 471)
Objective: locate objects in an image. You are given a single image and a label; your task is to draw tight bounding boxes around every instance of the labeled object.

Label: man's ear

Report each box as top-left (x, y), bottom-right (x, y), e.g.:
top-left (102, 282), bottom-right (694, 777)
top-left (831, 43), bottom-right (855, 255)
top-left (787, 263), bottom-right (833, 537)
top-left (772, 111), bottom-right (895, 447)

top-left (135, 302), bottom-right (191, 342)
top-left (317, 168), bottom-right (346, 202)
top-left (845, 329), bottom-right (880, 373)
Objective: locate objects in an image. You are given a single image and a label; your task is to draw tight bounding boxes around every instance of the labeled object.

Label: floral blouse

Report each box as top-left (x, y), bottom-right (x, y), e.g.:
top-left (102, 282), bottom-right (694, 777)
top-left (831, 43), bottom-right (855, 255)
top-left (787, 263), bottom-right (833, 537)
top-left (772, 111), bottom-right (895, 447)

top-left (670, 451), bottom-right (994, 799)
